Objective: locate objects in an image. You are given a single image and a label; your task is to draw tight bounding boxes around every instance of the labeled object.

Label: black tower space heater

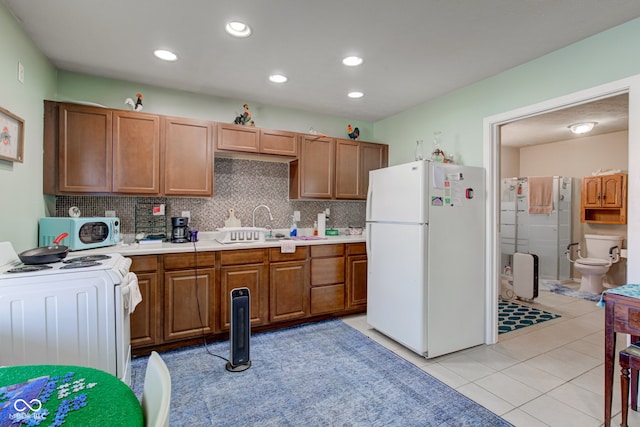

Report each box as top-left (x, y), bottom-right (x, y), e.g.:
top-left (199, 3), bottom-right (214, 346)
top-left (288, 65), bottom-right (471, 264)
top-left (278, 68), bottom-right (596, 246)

top-left (226, 287), bottom-right (252, 372)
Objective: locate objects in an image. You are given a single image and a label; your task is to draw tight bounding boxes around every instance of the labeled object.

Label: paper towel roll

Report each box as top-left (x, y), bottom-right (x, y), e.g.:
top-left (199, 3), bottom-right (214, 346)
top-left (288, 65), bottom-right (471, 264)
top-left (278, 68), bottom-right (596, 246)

top-left (317, 213), bottom-right (326, 236)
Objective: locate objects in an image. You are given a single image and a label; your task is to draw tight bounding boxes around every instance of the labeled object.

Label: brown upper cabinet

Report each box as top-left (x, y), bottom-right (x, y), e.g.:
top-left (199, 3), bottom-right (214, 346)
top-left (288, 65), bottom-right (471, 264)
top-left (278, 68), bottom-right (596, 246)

top-left (44, 101), bottom-right (387, 200)
top-left (291, 135), bottom-right (388, 200)
top-left (335, 139), bottom-right (388, 200)
top-left (335, 139), bottom-right (360, 199)
top-left (49, 102), bottom-right (114, 193)
top-left (581, 173), bottom-right (627, 224)
top-left (162, 116), bottom-right (215, 197)
top-left (359, 142), bottom-right (388, 198)
top-left (217, 123), bottom-right (297, 157)
top-left (290, 135), bottom-right (335, 199)
top-left (44, 101), bottom-right (213, 197)
top-left (113, 111), bottom-right (161, 194)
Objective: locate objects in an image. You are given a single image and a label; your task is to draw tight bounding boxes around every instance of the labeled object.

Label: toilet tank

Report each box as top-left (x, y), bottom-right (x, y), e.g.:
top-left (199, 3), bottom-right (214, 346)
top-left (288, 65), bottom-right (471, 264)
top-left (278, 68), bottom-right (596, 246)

top-left (584, 234), bottom-right (623, 259)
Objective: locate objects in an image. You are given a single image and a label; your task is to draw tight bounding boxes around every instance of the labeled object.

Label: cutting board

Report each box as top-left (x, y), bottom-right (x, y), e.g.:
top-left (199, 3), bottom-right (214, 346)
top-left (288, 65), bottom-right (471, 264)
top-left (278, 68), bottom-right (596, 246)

top-left (224, 208), bottom-right (241, 227)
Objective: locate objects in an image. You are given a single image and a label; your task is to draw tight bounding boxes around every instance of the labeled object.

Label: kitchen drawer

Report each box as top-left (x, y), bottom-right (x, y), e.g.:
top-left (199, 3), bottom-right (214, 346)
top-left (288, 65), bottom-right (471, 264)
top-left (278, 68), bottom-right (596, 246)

top-left (130, 255), bottom-right (159, 272)
top-left (269, 246), bottom-right (307, 262)
top-left (310, 244), bottom-right (344, 258)
top-left (219, 248), bottom-right (266, 266)
top-left (614, 303), bottom-right (640, 336)
top-left (347, 243), bottom-right (366, 256)
top-left (311, 257), bottom-right (345, 286)
top-left (310, 284), bottom-right (345, 314)
top-left (163, 252), bottom-right (216, 270)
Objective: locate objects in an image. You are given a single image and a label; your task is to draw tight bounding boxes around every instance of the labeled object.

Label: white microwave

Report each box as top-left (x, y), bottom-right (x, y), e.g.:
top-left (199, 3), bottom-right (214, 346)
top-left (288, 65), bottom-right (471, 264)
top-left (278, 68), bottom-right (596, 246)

top-left (39, 217), bottom-right (120, 251)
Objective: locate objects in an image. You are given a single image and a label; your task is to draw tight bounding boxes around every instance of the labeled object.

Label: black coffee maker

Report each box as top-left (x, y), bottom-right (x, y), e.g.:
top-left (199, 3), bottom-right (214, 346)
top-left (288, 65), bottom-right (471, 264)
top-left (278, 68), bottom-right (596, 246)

top-left (171, 217), bottom-right (192, 243)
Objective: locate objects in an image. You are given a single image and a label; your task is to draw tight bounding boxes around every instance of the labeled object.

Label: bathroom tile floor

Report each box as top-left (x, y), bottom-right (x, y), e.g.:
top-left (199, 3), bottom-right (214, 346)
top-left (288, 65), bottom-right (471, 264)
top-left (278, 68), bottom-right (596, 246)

top-left (342, 281), bottom-right (636, 427)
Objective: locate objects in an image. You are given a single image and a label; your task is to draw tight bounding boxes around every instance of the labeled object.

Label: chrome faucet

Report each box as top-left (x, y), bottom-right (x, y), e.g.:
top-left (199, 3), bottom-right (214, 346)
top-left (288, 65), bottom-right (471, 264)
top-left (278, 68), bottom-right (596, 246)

top-left (252, 204), bottom-right (274, 228)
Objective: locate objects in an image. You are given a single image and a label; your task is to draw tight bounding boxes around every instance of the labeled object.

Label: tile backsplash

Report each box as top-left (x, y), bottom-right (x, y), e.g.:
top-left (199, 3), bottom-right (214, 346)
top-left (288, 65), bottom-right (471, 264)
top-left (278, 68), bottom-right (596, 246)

top-left (55, 158), bottom-right (365, 236)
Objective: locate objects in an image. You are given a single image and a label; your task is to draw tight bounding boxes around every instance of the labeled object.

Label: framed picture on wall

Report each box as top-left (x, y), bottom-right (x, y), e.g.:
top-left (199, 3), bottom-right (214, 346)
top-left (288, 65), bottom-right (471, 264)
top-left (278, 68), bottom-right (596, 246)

top-left (0, 106), bottom-right (25, 163)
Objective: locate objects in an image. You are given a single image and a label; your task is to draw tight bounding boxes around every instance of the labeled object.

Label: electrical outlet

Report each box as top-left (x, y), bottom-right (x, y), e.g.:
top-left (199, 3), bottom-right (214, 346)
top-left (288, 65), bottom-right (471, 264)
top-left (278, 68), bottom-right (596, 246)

top-left (18, 62), bottom-right (24, 84)
top-left (325, 208), bottom-right (330, 217)
top-left (293, 211), bottom-right (300, 222)
top-left (181, 211), bottom-right (190, 218)
top-left (105, 210), bottom-right (116, 218)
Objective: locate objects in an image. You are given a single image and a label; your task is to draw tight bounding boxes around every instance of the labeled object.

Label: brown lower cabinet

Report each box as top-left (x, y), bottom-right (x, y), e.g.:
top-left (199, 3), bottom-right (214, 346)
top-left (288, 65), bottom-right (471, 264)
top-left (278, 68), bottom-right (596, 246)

top-left (163, 252), bottom-right (217, 342)
top-left (269, 247), bottom-right (309, 322)
top-left (310, 244), bottom-right (346, 315)
top-left (129, 243), bottom-right (365, 354)
top-left (219, 249), bottom-right (268, 330)
top-left (346, 243), bottom-right (368, 308)
top-left (129, 255), bottom-right (161, 348)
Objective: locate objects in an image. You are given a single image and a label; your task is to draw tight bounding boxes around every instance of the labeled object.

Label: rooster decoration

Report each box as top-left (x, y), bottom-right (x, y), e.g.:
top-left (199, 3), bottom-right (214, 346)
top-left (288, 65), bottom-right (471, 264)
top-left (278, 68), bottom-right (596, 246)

top-left (233, 103), bottom-right (255, 126)
top-left (125, 93), bottom-right (143, 111)
top-left (347, 124), bottom-right (359, 140)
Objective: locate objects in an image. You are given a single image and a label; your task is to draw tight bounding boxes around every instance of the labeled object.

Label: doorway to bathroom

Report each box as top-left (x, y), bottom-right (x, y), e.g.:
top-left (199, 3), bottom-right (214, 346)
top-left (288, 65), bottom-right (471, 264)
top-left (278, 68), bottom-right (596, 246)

top-left (483, 74), bottom-right (640, 344)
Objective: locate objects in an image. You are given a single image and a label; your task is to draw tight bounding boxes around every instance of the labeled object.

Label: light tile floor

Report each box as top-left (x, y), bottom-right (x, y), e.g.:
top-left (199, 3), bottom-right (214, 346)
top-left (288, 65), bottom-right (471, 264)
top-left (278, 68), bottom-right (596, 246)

top-left (342, 282), bottom-right (637, 427)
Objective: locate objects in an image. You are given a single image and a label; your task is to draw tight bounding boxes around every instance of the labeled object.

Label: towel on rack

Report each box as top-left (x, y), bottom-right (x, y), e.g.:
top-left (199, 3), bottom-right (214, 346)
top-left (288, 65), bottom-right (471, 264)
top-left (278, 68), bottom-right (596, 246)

top-left (280, 239), bottom-right (296, 254)
top-left (528, 176), bottom-right (553, 214)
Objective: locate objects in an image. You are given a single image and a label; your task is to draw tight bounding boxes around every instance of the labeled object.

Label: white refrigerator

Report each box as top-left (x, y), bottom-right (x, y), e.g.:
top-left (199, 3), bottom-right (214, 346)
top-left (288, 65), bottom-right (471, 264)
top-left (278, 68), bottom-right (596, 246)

top-left (366, 160), bottom-right (485, 358)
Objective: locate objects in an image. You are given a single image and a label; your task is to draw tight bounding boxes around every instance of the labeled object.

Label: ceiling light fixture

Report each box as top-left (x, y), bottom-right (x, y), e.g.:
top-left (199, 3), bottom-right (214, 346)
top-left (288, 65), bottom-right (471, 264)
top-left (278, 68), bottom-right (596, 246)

top-left (568, 122), bottom-right (597, 134)
top-left (348, 91), bottom-right (364, 99)
top-left (225, 21), bottom-right (252, 38)
top-left (269, 74), bottom-right (288, 83)
top-left (153, 49), bottom-right (177, 61)
top-left (342, 56), bottom-right (363, 67)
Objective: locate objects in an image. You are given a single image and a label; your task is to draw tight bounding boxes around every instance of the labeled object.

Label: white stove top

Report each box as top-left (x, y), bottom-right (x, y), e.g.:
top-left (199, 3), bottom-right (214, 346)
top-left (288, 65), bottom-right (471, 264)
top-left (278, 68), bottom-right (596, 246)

top-left (0, 242), bottom-right (129, 279)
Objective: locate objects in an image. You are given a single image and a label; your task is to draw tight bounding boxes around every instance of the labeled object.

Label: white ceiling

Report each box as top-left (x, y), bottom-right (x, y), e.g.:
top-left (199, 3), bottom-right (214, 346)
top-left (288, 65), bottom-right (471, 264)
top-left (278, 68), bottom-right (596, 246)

top-left (500, 93), bottom-right (629, 147)
top-left (3, 0), bottom-right (640, 124)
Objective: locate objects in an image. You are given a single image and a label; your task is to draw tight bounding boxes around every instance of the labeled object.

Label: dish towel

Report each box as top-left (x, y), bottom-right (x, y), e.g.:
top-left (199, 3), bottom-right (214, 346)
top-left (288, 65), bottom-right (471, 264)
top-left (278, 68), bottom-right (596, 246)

top-left (126, 272), bottom-right (143, 314)
top-left (528, 176), bottom-right (553, 214)
top-left (280, 240), bottom-right (296, 254)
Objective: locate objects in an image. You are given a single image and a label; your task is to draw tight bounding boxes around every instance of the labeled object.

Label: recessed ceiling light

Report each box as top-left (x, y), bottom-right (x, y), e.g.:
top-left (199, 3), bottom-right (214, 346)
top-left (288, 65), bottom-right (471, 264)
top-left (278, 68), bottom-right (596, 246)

top-left (568, 122), bottom-right (597, 134)
top-left (269, 74), bottom-right (288, 83)
top-left (348, 91), bottom-right (364, 99)
top-left (342, 56), bottom-right (363, 67)
top-left (153, 49), bottom-right (177, 61)
top-left (225, 21), bottom-right (252, 38)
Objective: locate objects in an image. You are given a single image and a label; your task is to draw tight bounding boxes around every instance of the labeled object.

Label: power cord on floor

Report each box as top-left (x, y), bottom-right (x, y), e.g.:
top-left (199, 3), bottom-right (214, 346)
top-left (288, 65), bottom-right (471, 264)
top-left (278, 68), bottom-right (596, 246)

top-left (192, 239), bottom-right (229, 363)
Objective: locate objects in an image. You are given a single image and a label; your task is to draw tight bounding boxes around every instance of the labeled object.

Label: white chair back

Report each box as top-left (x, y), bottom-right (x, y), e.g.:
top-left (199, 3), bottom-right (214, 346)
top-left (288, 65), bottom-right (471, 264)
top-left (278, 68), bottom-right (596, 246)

top-left (142, 351), bottom-right (171, 427)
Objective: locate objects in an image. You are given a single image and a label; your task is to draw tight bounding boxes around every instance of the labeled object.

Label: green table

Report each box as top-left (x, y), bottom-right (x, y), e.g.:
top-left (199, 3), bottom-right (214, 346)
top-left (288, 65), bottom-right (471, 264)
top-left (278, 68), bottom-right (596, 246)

top-left (0, 365), bottom-right (143, 427)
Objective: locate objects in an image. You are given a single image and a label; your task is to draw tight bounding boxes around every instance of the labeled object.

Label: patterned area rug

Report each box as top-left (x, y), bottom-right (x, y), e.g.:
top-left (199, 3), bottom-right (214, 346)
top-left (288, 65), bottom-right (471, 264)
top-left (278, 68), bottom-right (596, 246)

top-left (539, 280), bottom-right (601, 302)
top-left (131, 320), bottom-right (514, 427)
top-left (499, 300), bottom-right (561, 334)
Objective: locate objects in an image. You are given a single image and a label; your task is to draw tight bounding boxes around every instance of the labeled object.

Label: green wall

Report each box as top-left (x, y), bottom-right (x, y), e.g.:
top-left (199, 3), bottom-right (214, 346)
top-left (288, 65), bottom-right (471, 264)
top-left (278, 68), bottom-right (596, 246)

top-left (374, 17), bottom-right (640, 167)
top-left (55, 71), bottom-right (374, 141)
top-left (0, 4), bottom-right (57, 252)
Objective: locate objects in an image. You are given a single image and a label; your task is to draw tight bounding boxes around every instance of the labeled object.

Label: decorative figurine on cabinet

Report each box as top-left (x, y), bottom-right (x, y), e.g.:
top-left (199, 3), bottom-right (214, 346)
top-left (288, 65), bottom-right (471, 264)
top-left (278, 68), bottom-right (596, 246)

top-left (233, 103), bottom-right (255, 126)
top-left (124, 93), bottom-right (143, 111)
top-left (347, 124), bottom-right (359, 140)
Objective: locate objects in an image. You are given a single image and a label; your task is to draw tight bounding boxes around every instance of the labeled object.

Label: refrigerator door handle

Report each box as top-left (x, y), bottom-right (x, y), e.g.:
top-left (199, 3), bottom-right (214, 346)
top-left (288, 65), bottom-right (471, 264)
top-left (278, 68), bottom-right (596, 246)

top-left (366, 183), bottom-right (374, 220)
top-left (366, 225), bottom-right (372, 257)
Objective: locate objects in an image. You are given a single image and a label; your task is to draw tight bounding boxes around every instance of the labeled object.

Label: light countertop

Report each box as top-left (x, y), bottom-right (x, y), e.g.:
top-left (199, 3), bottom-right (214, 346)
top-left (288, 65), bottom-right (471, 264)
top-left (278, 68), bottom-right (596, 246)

top-left (75, 230), bottom-right (366, 257)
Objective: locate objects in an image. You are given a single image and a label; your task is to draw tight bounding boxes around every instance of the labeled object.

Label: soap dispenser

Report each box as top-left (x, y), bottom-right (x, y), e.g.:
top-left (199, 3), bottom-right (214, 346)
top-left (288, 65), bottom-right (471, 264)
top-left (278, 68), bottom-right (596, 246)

top-left (289, 215), bottom-right (298, 237)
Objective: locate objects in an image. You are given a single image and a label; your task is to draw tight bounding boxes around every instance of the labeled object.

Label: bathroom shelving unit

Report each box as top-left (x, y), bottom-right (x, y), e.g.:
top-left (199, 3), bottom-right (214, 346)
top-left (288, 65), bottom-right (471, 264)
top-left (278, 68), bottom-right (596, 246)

top-left (580, 173), bottom-right (627, 224)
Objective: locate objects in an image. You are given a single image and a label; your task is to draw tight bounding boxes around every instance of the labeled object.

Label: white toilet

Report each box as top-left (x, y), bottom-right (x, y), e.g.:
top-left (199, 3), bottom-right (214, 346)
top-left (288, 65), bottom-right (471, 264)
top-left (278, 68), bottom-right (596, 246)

top-left (569, 234), bottom-right (623, 294)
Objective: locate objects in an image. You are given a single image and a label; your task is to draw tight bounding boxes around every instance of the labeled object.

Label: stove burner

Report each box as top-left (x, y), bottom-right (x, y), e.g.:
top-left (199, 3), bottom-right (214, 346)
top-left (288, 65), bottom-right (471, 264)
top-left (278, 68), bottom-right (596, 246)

top-left (7, 265), bottom-right (54, 273)
top-left (59, 261), bottom-right (101, 269)
top-left (63, 255), bottom-right (111, 263)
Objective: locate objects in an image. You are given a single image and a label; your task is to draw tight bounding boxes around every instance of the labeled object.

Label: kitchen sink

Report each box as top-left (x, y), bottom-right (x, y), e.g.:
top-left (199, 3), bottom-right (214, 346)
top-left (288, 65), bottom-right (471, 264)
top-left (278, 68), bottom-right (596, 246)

top-left (265, 236), bottom-right (290, 242)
